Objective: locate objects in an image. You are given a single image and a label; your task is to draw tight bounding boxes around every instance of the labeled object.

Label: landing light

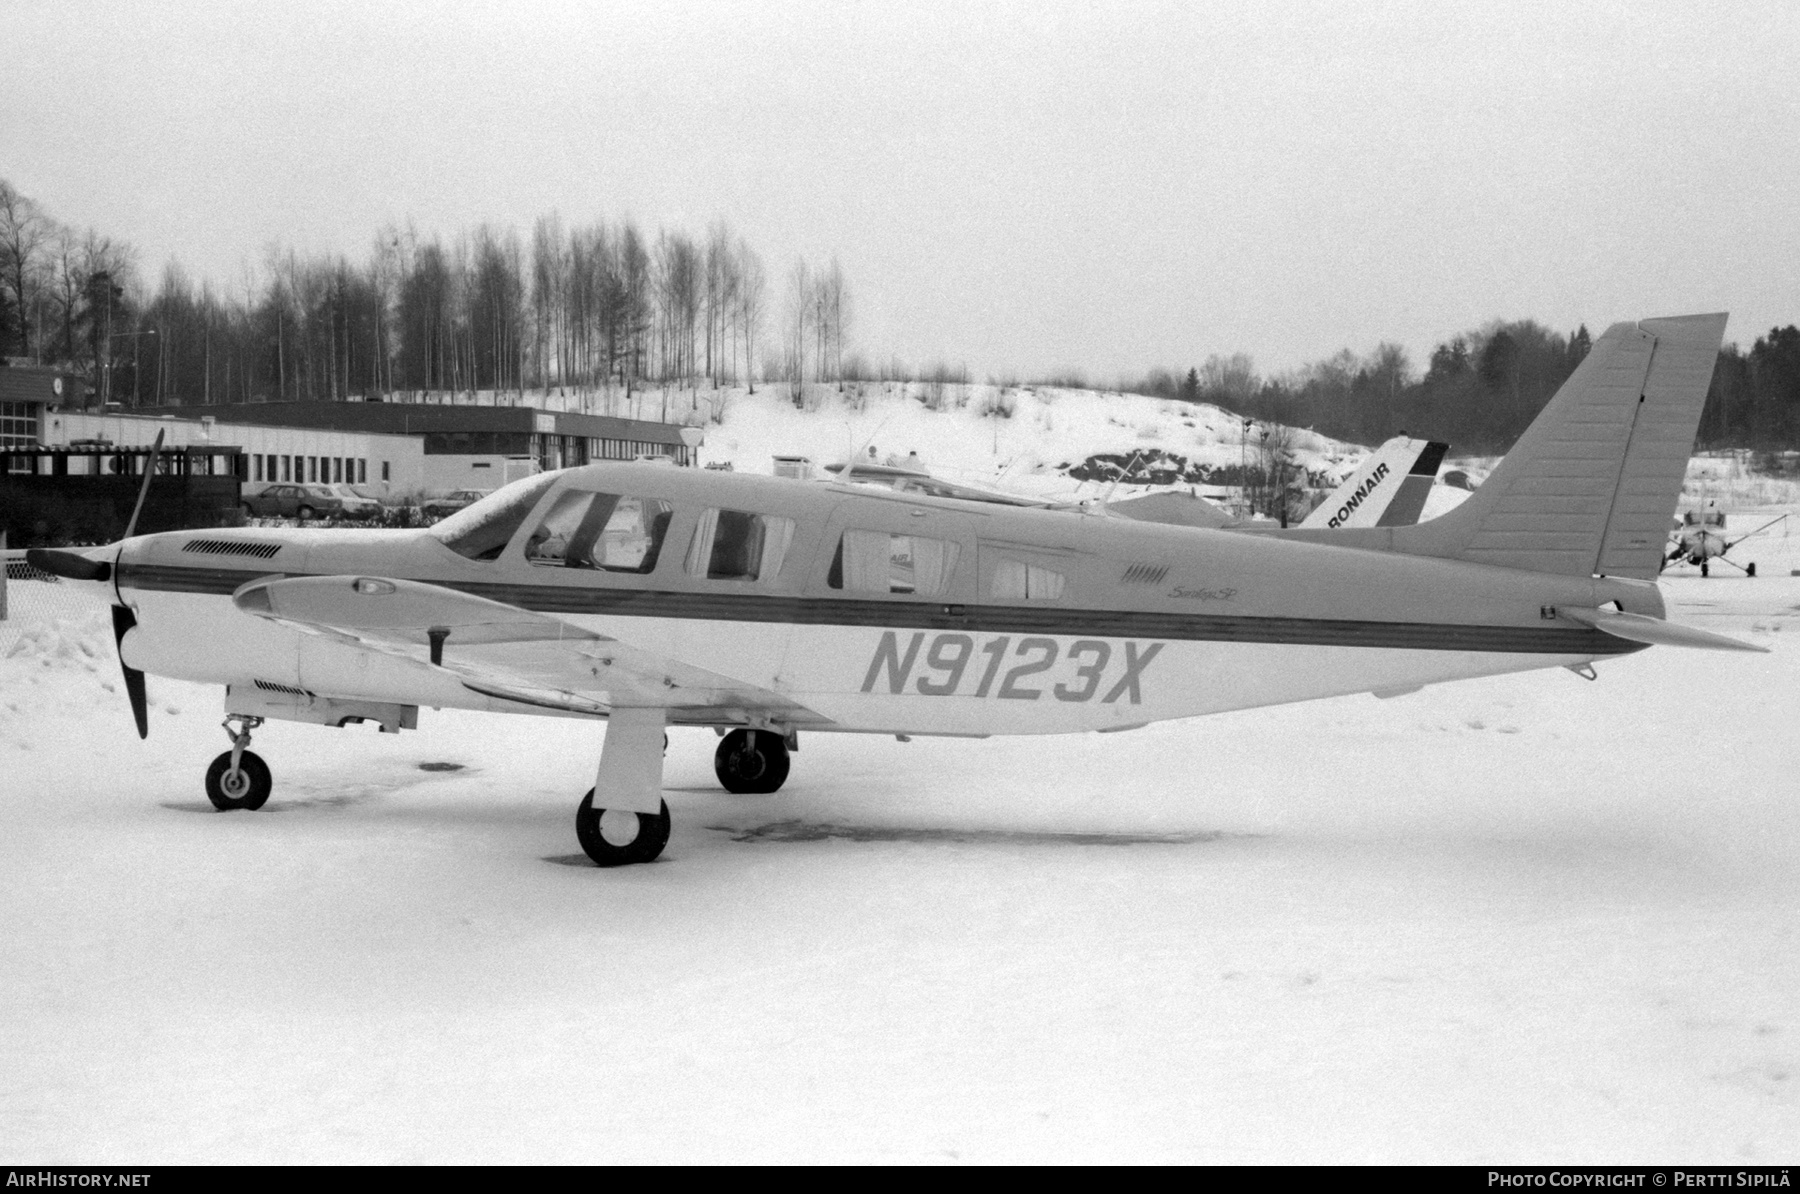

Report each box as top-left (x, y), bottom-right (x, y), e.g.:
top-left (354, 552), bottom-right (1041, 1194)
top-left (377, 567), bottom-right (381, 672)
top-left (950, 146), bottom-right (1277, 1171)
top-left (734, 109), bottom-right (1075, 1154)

top-left (354, 578), bottom-right (397, 596)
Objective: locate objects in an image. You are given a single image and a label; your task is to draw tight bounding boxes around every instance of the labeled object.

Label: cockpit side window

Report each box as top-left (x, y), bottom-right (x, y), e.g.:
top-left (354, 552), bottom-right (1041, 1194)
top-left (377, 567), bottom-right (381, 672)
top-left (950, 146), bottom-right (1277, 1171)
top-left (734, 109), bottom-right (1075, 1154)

top-left (429, 471), bottom-right (562, 561)
top-left (991, 558), bottom-right (1066, 600)
top-left (827, 531), bottom-right (960, 596)
top-left (684, 508), bottom-right (797, 582)
top-left (525, 491), bottom-right (674, 573)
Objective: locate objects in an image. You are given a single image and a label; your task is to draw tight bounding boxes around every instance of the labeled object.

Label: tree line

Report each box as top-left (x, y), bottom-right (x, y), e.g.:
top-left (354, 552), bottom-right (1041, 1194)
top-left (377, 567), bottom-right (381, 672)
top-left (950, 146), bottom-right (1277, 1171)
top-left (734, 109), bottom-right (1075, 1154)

top-left (1137, 318), bottom-right (1800, 455)
top-left (6, 175), bottom-right (1797, 450)
top-left (0, 177), bottom-right (852, 411)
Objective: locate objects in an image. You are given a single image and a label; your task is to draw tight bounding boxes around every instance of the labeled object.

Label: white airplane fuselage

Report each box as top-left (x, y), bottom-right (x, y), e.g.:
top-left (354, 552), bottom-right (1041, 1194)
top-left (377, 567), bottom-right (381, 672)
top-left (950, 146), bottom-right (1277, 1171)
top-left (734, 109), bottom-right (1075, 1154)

top-left (99, 462), bottom-right (1655, 740)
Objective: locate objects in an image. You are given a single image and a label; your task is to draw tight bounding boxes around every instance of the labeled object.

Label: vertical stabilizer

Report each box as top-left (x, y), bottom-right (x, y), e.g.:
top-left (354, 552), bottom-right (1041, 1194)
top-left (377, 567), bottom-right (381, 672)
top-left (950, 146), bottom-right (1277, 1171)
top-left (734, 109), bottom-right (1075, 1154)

top-left (1387, 313), bottom-right (1727, 579)
top-left (1300, 436), bottom-right (1449, 529)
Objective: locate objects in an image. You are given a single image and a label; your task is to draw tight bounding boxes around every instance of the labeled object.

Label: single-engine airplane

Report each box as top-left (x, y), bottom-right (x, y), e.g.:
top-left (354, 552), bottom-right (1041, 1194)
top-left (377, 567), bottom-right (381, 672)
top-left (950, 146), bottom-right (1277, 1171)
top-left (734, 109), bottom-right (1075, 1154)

top-left (1664, 504), bottom-right (1789, 577)
top-left (1105, 434), bottom-right (1449, 532)
top-left (29, 313), bottom-right (1763, 867)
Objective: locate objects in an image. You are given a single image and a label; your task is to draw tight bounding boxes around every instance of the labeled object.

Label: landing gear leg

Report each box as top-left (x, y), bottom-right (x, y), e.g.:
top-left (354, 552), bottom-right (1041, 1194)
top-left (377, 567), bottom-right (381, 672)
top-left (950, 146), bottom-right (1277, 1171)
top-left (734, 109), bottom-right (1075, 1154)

top-left (576, 708), bottom-right (671, 866)
top-left (206, 715), bottom-right (271, 811)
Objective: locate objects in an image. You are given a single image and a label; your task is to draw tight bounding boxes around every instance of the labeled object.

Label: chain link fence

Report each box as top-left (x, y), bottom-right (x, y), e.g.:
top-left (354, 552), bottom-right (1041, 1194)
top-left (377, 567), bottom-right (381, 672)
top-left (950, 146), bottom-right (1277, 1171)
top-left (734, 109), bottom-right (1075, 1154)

top-left (2, 550), bottom-right (101, 656)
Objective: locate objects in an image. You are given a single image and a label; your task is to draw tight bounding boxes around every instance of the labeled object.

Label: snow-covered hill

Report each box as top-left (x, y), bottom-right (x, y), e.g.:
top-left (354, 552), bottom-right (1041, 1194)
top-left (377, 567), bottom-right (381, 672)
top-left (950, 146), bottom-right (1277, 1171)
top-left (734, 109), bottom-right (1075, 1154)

top-left (531, 379), bottom-right (1368, 502)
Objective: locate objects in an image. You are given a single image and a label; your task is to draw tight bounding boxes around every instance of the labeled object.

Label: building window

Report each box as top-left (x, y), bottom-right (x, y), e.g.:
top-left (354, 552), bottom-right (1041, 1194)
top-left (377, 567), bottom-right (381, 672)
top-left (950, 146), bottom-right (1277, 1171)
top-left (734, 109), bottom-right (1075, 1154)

top-left (0, 401), bottom-right (40, 449)
top-left (308, 456), bottom-right (317, 483)
top-left (358, 459), bottom-right (367, 484)
top-left (381, 461), bottom-right (390, 482)
top-left (253, 455), bottom-right (263, 482)
top-left (828, 531), bottom-right (960, 596)
top-left (685, 509), bottom-right (796, 582)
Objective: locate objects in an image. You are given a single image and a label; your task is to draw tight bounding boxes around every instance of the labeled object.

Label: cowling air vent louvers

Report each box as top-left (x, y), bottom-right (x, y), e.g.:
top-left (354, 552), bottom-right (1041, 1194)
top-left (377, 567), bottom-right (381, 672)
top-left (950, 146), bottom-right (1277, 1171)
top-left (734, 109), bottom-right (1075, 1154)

top-left (1120, 563), bottom-right (1169, 585)
top-left (252, 679), bottom-right (314, 698)
top-left (182, 539), bottom-right (284, 560)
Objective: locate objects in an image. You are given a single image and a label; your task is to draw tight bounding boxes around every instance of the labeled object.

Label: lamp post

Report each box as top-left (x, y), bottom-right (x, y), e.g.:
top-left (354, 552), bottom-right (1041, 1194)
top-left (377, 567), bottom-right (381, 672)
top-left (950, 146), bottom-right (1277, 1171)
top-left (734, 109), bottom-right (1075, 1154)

top-left (1241, 418), bottom-right (1253, 517)
top-left (111, 329), bottom-right (158, 410)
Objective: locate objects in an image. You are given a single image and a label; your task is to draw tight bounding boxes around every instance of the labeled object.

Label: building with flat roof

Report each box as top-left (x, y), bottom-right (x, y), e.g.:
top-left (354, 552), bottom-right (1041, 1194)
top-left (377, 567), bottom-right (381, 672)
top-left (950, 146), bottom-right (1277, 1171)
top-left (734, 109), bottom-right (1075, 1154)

top-left (0, 366), bottom-right (83, 451)
top-left (149, 400), bottom-right (700, 490)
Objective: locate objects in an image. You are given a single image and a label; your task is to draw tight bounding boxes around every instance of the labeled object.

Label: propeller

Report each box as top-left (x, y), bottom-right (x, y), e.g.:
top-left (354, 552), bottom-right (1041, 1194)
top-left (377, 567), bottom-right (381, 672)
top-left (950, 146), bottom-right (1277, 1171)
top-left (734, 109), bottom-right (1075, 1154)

top-left (25, 430), bottom-right (163, 739)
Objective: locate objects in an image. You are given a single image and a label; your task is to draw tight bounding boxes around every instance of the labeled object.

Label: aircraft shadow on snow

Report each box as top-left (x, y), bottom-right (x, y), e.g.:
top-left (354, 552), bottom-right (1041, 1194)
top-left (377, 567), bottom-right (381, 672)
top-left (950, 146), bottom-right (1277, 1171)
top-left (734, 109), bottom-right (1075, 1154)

top-left (539, 824), bottom-right (1238, 868)
top-left (160, 760), bottom-right (476, 814)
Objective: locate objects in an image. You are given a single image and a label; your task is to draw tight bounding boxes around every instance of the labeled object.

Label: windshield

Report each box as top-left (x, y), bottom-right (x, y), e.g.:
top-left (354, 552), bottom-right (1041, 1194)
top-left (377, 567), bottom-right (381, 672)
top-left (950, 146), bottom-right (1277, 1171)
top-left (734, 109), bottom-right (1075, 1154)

top-left (428, 471), bottom-right (562, 560)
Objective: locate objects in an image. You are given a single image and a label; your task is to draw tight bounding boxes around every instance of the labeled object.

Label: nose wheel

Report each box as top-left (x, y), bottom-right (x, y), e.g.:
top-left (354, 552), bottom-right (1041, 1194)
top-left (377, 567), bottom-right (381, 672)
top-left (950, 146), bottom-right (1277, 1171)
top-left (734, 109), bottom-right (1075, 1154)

top-left (206, 715), bottom-right (271, 810)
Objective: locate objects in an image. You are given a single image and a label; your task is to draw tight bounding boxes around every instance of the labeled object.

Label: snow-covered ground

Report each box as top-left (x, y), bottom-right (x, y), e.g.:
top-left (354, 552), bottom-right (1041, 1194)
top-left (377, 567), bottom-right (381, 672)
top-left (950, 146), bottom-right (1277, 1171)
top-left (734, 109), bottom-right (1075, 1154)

top-left (2, 508), bottom-right (1796, 1163)
top-left (537, 378), bottom-right (1365, 503)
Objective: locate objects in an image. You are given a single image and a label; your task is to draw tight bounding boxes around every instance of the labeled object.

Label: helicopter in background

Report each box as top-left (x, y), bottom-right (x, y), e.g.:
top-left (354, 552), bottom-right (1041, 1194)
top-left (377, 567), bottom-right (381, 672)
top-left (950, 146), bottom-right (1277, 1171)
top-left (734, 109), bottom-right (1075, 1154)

top-left (1664, 504), bottom-right (1790, 576)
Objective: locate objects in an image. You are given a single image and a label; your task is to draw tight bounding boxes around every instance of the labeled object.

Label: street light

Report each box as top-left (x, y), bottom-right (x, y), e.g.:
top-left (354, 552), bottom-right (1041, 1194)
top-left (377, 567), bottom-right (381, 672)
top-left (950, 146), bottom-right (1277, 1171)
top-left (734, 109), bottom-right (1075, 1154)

top-left (1241, 418), bottom-right (1254, 517)
top-left (110, 329), bottom-right (158, 410)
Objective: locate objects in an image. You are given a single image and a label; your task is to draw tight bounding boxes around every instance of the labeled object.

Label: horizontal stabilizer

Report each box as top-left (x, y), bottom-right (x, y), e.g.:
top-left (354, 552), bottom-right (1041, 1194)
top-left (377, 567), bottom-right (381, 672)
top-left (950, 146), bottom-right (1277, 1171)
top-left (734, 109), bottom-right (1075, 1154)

top-left (1558, 606), bottom-right (1767, 653)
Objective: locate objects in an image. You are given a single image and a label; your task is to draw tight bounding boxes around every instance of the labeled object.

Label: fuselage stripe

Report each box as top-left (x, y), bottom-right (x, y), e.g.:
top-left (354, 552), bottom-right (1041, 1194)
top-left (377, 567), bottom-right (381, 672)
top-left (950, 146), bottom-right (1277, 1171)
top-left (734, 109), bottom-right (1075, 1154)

top-left (114, 562), bottom-right (1641, 656)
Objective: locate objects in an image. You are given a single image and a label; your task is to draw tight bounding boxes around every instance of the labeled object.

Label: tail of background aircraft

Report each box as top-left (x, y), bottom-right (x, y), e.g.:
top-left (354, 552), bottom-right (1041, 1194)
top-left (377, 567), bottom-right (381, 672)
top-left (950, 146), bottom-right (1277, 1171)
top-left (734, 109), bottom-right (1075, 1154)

top-left (1322, 313), bottom-right (1727, 580)
top-left (1300, 436), bottom-right (1449, 530)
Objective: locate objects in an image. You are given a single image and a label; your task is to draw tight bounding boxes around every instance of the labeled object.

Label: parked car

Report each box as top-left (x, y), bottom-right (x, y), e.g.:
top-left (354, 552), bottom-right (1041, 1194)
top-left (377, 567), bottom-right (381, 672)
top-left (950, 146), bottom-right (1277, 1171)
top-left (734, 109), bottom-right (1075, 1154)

top-left (242, 483), bottom-right (351, 521)
top-left (325, 484), bottom-right (383, 520)
top-left (419, 489), bottom-right (490, 519)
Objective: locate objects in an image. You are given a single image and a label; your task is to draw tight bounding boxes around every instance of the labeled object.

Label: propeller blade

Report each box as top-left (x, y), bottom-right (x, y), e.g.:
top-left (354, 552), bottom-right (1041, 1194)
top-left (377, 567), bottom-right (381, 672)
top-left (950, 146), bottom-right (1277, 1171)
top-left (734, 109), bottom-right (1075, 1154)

top-left (122, 429), bottom-right (165, 541)
top-left (1560, 606), bottom-right (1768, 653)
top-left (24, 547), bottom-right (112, 583)
top-left (110, 604), bottom-right (149, 739)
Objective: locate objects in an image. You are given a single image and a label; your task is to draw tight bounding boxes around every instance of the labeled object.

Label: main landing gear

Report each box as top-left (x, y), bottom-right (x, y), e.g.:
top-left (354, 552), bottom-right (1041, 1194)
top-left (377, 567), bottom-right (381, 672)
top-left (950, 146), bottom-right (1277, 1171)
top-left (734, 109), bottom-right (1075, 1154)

top-left (206, 715), bottom-right (270, 811)
top-left (713, 728), bottom-right (791, 794)
top-left (573, 720), bottom-right (795, 867)
top-left (575, 790), bottom-right (671, 867)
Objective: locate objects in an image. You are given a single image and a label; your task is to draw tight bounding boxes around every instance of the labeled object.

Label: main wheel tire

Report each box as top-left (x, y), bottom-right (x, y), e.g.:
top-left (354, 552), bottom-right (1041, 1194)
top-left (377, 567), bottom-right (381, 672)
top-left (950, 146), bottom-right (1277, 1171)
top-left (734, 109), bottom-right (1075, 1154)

top-left (575, 789), bottom-right (670, 866)
top-left (1701, 560), bottom-right (1709, 577)
top-left (1747, 562), bottom-right (1757, 577)
top-left (205, 749), bottom-right (272, 811)
top-left (714, 728), bottom-right (790, 794)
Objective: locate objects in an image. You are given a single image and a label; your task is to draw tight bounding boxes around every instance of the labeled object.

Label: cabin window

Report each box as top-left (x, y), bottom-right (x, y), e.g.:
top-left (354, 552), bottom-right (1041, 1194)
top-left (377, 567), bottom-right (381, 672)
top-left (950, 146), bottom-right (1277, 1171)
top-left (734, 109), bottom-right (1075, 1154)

top-left (525, 491), bottom-right (674, 573)
top-left (991, 559), bottom-right (1066, 600)
top-left (828, 531), bottom-right (960, 596)
top-left (430, 471), bottom-right (562, 560)
top-left (684, 508), bottom-right (796, 582)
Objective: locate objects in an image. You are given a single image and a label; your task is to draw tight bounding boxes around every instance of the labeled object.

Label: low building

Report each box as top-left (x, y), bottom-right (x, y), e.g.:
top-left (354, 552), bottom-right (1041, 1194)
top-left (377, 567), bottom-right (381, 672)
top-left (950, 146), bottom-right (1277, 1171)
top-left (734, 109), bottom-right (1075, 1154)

top-left (151, 400), bottom-right (701, 491)
top-left (0, 366), bottom-right (83, 453)
top-left (41, 410), bottom-right (428, 495)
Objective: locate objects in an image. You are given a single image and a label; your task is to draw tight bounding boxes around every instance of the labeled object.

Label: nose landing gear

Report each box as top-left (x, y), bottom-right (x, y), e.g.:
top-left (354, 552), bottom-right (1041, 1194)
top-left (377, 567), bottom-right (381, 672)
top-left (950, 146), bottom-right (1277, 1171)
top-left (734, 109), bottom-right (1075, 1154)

top-left (206, 714), bottom-right (271, 811)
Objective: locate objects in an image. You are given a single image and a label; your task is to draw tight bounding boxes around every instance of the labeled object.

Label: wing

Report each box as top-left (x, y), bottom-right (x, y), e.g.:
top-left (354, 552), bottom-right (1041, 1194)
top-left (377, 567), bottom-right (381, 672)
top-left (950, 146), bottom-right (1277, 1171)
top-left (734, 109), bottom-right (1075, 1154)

top-left (232, 574), bottom-right (831, 725)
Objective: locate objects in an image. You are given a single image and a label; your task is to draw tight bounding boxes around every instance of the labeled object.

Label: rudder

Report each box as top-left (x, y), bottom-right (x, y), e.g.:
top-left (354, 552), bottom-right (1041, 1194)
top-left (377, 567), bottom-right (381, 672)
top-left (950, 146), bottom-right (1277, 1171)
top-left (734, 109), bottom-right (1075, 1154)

top-left (1387, 313), bottom-right (1727, 579)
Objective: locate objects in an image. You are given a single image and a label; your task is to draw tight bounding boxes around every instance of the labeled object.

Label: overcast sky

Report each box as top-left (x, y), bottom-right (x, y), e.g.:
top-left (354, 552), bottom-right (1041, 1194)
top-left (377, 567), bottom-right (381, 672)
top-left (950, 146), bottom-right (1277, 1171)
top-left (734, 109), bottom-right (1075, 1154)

top-left (5, 0), bottom-right (1796, 380)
